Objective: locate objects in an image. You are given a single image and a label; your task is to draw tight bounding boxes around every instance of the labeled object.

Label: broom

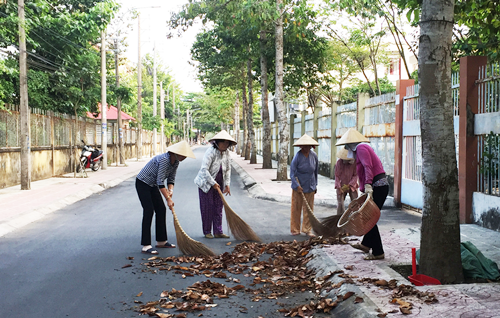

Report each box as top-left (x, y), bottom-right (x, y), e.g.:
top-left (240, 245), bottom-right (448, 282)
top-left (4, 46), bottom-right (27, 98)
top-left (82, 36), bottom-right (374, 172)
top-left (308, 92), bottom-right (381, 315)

top-left (295, 178), bottom-right (342, 238)
top-left (216, 188), bottom-right (261, 242)
top-left (170, 207), bottom-right (215, 256)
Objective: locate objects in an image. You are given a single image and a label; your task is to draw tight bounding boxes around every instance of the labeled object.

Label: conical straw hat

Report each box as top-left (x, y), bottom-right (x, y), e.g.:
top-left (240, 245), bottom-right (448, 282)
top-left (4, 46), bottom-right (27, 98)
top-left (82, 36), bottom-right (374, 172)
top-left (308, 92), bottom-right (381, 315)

top-left (166, 140), bottom-right (196, 159)
top-left (337, 148), bottom-right (350, 160)
top-left (335, 128), bottom-right (370, 146)
top-left (293, 134), bottom-right (319, 146)
top-left (209, 130), bottom-right (237, 145)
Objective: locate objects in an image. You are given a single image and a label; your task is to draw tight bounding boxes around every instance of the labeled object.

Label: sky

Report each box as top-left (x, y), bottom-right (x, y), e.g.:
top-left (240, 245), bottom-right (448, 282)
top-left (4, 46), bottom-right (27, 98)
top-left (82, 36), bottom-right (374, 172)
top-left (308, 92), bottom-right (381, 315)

top-left (116, 0), bottom-right (204, 93)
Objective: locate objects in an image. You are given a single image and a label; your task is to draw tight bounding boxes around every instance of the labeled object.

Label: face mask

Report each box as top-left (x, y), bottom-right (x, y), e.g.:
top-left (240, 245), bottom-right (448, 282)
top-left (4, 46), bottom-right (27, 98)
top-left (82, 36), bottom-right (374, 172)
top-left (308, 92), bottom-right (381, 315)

top-left (347, 149), bottom-right (354, 159)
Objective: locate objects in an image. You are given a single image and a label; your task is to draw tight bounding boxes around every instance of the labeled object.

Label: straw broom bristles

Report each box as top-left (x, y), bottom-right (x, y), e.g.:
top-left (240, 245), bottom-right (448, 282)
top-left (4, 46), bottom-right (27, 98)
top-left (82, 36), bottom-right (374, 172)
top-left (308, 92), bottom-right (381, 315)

top-left (295, 178), bottom-right (341, 238)
top-left (171, 208), bottom-right (215, 256)
top-left (216, 188), bottom-right (261, 242)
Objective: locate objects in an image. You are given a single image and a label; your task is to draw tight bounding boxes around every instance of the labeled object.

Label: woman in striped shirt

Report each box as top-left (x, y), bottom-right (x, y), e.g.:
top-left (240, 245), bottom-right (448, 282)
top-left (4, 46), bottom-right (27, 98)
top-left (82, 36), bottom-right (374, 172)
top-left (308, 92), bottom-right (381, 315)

top-left (194, 130), bottom-right (237, 239)
top-left (136, 140), bottom-right (195, 255)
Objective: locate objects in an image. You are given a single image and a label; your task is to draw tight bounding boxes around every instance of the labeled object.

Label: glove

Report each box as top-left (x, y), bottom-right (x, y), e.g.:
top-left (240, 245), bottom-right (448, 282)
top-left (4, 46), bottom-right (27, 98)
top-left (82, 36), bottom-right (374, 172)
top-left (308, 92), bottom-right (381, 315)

top-left (364, 184), bottom-right (373, 198)
top-left (341, 184), bottom-right (350, 193)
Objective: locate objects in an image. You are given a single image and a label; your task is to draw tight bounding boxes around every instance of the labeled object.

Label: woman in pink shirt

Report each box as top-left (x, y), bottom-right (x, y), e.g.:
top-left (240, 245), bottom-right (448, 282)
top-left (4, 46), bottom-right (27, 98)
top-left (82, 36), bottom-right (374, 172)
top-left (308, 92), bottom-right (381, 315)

top-left (336, 129), bottom-right (389, 260)
top-left (334, 148), bottom-right (358, 216)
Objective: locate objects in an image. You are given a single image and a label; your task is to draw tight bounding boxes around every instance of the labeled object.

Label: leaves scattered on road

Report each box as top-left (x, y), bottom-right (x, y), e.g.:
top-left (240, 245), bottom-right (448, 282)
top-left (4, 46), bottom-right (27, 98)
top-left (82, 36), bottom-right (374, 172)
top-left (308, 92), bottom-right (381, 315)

top-left (134, 236), bottom-right (438, 317)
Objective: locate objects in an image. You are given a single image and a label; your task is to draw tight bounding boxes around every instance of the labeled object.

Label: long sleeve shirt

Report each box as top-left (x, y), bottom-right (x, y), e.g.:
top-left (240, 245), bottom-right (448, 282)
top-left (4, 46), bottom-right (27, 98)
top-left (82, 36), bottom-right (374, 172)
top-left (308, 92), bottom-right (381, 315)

top-left (355, 143), bottom-right (385, 192)
top-left (290, 150), bottom-right (318, 194)
top-left (334, 159), bottom-right (358, 192)
top-left (194, 146), bottom-right (231, 193)
top-left (136, 152), bottom-right (179, 188)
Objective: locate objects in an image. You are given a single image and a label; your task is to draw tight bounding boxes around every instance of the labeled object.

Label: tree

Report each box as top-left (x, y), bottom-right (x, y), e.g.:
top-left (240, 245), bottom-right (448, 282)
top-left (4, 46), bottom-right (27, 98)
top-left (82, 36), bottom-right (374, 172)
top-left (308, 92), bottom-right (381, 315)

top-left (418, 0), bottom-right (463, 284)
top-left (318, 39), bottom-right (359, 106)
top-left (393, 0), bottom-right (500, 61)
top-left (275, 0), bottom-right (287, 181)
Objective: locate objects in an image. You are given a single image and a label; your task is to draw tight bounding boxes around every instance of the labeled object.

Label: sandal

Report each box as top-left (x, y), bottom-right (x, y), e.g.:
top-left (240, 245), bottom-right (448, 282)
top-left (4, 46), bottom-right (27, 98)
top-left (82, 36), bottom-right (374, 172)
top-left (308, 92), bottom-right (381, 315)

top-left (291, 232), bottom-right (300, 236)
top-left (205, 234), bottom-right (214, 239)
top-left (214, 233), bottom-right (230, 238)
top-left (141, 247), bottom-right (159, 255)
top-left (306, 232), bottom-right (316, 238)
top-left (351, 243), bottom-right (370, 253)
top-left (364, 253), bottom-right (385, 260)
top-left (156, 242), bottom-right (176, 248)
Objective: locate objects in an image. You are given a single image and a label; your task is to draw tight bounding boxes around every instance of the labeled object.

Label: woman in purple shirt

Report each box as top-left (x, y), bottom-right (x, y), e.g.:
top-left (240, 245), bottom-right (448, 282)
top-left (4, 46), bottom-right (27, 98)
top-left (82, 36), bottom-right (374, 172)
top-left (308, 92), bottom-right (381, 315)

top-left (336, 129), bottom-right (389, 260)
top-left (290, 134), bottom-right (319, 237)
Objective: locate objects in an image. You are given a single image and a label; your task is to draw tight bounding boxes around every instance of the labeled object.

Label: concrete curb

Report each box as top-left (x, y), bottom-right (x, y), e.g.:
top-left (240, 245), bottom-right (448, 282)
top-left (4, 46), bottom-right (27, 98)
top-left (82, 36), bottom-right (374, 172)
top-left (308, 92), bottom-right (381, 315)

top-left (231, 160), bottom-right (338, 207)
top-left (308, 248), bottom-right (380, 317)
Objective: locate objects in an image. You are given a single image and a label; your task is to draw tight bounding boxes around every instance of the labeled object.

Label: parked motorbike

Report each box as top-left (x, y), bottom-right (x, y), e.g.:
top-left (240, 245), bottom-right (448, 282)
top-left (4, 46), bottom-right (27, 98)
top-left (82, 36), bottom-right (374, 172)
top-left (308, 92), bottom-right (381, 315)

top-left (77, 140), bottom-right (103, 172)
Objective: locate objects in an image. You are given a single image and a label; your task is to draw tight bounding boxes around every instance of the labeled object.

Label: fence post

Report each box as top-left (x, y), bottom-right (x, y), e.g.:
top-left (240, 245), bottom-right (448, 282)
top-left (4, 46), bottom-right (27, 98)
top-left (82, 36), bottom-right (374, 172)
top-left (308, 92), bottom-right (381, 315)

top-left (300, 110), bottom-right (306, 137)
top-left (394, 79), bottom-right (415, 207)
top-left (459, 56), bottom-right (487, 224)
top-left (51, 113), bottom-right (55, 176)
top-left (289, 114), bottom-right (296, 163)
top-left (357, 93), bottom-right (369, 132)
top-left (313, 105), bottom-right (321, 141)
top-left (330, 103), bottom-right (338, 179)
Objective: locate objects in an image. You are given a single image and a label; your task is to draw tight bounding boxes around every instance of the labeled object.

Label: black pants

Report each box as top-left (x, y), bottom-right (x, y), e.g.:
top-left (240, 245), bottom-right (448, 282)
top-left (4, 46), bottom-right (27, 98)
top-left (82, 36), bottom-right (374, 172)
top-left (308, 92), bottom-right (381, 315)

top-left (136, 178), bottom-right (167, 246)
top-left (361, 185), bottom-right (389, 256)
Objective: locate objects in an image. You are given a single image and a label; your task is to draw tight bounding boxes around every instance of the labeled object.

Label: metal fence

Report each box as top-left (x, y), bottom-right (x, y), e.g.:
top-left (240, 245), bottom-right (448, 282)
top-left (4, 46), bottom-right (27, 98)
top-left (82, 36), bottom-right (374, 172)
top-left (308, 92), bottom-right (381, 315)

top-left (0, 107), bottom-right (158, 150)
top-left (365, 92), bottom-right (396, 125)
top-left (477, 63), bottom-right (500, 196)
top-left (317, 108), bottom-right (332, 163)
top-left (402, 72), bottom-right (460, 184)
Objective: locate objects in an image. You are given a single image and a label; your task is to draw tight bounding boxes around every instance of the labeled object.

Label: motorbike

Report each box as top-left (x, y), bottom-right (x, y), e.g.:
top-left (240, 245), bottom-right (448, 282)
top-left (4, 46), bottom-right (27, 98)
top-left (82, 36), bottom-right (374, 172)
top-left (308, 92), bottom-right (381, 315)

top-left (77, 140), bottom-right (103, 172)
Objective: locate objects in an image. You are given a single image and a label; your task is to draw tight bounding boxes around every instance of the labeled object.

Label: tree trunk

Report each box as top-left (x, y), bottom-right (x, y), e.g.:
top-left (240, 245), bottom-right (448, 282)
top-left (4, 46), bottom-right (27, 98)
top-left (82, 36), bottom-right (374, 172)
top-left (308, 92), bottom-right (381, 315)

top-left (260, 29), bottom-right (272, 169)
top-left (275, 0), bottom-right (288, 181)
top-left (246, 56), bottom-right (257, 164)
top-left (241, 78), bottom-right (249, 159)
top-left (234, 91), bottom-right (241, 155)
top-left (418, 0), bottom-right (463, 284)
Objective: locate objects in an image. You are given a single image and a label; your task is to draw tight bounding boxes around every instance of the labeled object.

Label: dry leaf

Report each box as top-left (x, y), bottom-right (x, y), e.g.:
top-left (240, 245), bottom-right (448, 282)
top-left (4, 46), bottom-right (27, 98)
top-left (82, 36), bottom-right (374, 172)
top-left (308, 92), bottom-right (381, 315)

top-left (226, 242), bottom-right (232, 246)
top-left (400, 307), bottom-right (412, 314)
top-left (136, 292), bottom-right (143, 297)
top-left (342, 291), bottom-right (355, 300)
top-left (354, 297), bottom-right (364, 303)
top-left (122, 264), bottom-right (132, 269)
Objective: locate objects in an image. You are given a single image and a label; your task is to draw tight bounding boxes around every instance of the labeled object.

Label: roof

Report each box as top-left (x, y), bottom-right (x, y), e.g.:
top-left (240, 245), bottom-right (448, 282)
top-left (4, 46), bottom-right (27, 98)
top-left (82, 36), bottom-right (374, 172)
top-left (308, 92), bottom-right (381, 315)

top-left (87, 103), bottom-right (136, 121)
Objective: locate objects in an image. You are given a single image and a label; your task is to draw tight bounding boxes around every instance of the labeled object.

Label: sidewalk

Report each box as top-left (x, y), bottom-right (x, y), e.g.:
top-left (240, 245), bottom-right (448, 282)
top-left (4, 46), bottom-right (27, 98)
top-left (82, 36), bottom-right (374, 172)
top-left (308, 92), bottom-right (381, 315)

top-left (230, 152), bottom-right (500, 317)
top-left (0, 159), bottom-right (148, 237)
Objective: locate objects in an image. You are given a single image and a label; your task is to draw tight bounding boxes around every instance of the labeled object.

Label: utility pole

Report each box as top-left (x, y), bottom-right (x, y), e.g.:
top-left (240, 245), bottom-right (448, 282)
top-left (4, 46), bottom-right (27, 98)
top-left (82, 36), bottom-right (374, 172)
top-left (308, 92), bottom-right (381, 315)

top-left (136, 13), bottom-right (142, 160)
top-left (152, 42), bottom-right (157, 156)
top-left (18, 0), bottom-right (30, 190)
top-left (101, 29), bottom-right (107, 170)
top-left (114, 38), bottom-right (124, 164)
top-left (160, 82), bottom-right (165, 152)
top-left (186, 109), bottom-right (190, 143)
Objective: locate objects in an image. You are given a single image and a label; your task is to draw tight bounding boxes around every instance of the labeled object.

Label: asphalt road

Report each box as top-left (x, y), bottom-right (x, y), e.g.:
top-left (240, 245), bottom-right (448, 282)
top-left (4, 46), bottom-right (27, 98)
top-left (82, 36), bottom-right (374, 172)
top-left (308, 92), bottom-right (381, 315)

top-left (0, 146), bottom-right (422, 317)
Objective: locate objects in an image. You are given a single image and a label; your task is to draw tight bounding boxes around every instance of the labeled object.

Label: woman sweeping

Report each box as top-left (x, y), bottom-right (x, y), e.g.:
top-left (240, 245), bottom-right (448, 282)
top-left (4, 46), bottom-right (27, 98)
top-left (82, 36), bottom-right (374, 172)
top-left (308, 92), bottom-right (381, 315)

top-left (334, 148), bottom-right (359, 216)
top-left (290, 134), bottom-right (319, 237)
top-left (136, 140), bottom-right (195, 255)
top-left (336, 128), bottom-right (389, 260)
top-left (194, 130), bottom-right (237, 239)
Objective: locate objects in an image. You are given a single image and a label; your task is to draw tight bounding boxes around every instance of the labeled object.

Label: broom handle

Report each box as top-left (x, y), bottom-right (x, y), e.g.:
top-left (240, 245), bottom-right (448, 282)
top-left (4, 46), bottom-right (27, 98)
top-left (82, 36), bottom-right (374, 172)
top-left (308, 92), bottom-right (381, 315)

top-left (295, 177), bottom-right (314, 214)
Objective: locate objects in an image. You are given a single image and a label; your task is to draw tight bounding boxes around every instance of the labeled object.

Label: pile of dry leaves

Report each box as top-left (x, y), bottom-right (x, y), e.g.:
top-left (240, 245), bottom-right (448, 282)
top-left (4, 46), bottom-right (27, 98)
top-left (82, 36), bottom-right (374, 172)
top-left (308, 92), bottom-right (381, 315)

top-left (135, 236), bottom-right (438, 317)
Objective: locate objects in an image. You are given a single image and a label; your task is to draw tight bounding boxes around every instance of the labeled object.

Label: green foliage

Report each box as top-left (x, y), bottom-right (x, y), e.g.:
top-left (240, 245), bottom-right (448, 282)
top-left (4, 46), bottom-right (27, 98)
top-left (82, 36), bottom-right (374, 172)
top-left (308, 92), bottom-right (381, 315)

top-left (391, 0), bottom-right (500, 61)
top-left (0, 0), bottom-right (119, 115)
top-left (341, 77), bottom-right (395, 103)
